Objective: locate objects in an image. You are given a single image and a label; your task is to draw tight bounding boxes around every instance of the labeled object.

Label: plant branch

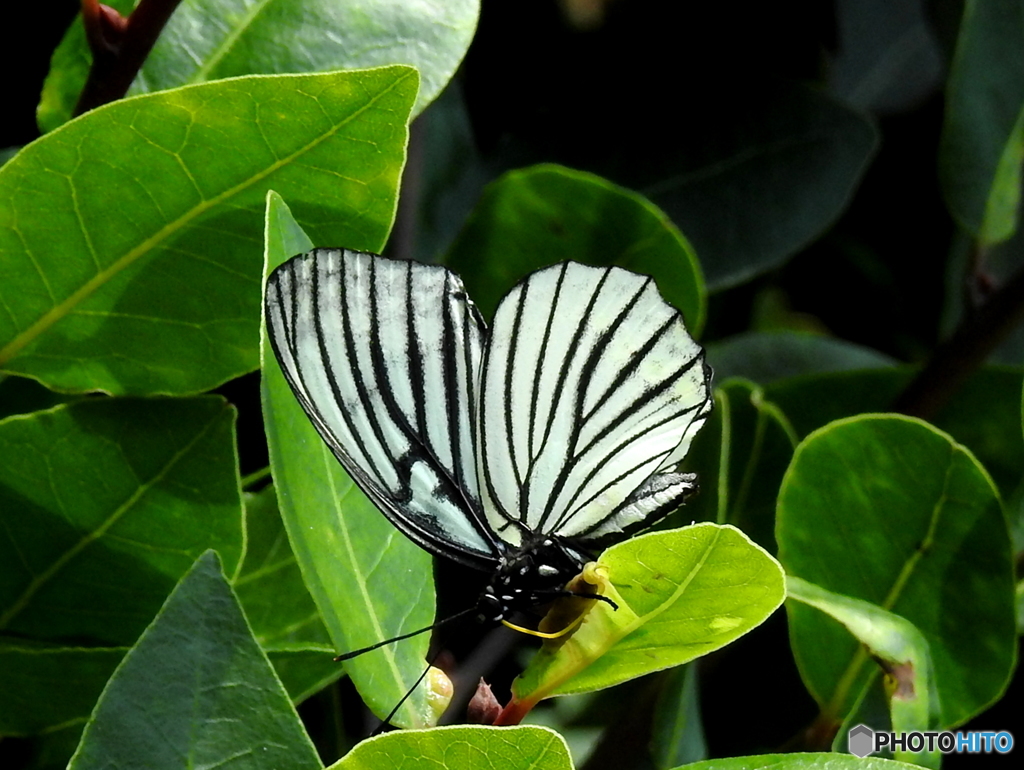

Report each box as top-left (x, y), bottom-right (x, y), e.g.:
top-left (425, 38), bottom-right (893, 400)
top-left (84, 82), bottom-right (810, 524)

top-left (74, 0), bottom-right (183, 116)
top-left (893, 253), bottom-right (1024, 420)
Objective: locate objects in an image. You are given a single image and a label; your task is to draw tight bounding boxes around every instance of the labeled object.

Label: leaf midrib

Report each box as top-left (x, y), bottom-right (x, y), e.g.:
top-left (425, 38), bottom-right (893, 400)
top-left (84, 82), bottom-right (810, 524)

top-left (320, 445), bottom-right (416, 725)
top-left (0, 404), bottom-right (227, 630)
top-left (0, 69), bottom-right (413, 367)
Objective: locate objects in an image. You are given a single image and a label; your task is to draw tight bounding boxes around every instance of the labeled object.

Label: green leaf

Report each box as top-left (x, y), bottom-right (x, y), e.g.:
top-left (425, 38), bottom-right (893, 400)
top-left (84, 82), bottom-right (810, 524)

top-left (2, 67), bottom-right (417, 395)
top-left (17, 720), bottom-right (87, 770)
top-left (765, 366), bottom-right (1024, 499)
top-left (650, 664), bottom-right (707, 769)
top-left (39, 0), bottom-right (476, 131)
top-left (680, 754), bottom-right (922, 770)
top-left (261, 193), bottom-right (439, 728)
top-left (640, 83), bottom-right (877, 291)
top-left (35, 0), bottom-right (135, 131)
top-left (765, 369), bottom-right (910, 438)
top-left (707, 331), bottom-right (897, 385)
top-left (507, 524), bottom-right (785, 716)
top-left (677, 379), bottom-right (796, 553)
top-left (328, 725), bottom-right (573, 770)
top-left (777, 415), bottom-right (1016, 727)
top-left (266, 649), bottom-right (347, 705)
top-left (403, 82), bottom-right (486, 265)
top-left (787, 577), bottom-right (940, 767)
top-left (939, 0), bottom-right (1024, 244)
top-left (445, 164), bottom-right (706, 333)
top-left (235, 484), bottom-right (332, 651)
top-left (829, 0), bottom-right (942, 113)
top-left (0, 148), bottom-right (19, 172)
top-left (67, 551), bottom-right (321, 769)
top-left (0, 397), bottom-right (243, 645)
top-left (0, 374), bottom-right (71, 421)
top-left (0, 642), bottom-right (124, 736)
top-left (234, 484), bottom-right (342, 703)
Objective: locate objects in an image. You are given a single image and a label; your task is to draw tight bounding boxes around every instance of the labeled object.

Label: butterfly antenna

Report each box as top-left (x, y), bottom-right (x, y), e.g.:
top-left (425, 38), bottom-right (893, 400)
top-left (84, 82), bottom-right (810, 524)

top-left (370, 647), bottom-right (444, 737)
top-left (333, 607), bottom-right (477, 662)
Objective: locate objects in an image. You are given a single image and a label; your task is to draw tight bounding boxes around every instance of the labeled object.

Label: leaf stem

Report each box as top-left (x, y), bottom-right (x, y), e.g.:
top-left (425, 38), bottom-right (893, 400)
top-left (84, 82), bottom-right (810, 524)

top-left (893, 251), bottom-right (1024, 419)
top-left (240, 466), bottom-right (271, 489)
top-left (75, 0), bottom-right (183, 116)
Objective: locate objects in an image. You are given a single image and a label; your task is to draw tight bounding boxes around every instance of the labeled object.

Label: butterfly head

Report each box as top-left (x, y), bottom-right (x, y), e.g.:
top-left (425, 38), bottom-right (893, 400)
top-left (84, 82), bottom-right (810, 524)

top-left (476, 536), bottom-right (590, 623)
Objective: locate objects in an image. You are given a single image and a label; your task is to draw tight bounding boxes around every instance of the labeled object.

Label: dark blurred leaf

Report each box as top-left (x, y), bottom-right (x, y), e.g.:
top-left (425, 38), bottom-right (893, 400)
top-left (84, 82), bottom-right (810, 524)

top-left (634, 83), bottom-right (878, 290)
top-left (677, 379), bottom-right (796, 553)
top-left (766, 366), bottom-right (1024, 498)
top-left (401, 82), bottom-right (490, 265)
top-left (9, 720), bottom-right (88, 770)
top-left (650, 664), bottom-right (707, 769)
top-left (939, 0), bottom-right (1024, 244)
top-left (446, 164), bottom-right (706, 332)
top-left (829, 0), bottom-right (943, 114)
top-left (707, 331), bottom-right (897, 384)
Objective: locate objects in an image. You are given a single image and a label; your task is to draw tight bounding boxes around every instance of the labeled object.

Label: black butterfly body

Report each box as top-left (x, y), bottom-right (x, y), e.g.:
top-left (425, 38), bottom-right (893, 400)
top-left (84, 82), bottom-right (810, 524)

top-left (265, 248), bottom-right (712, 629)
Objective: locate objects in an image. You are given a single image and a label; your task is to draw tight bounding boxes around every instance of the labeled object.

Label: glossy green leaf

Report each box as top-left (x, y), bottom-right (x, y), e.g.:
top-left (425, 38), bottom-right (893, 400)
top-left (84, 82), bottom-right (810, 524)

top-left (707, 331), bottom-right (897, 385)
top-left (329, 725), bottom-right (573, 770)
top-left (0, 643), bottom-right (124, 736)
top-left (508, 525), bottom-right (785, 716)
top-left (787, 577), bottom-right (939, 767)
top-left (640, 83), bottom-right (877, 290)
top-left (445, 164), bottom-right (706, 333)
top-left (0, 397), bottom-right (243, 646)
top-left (777, 415), bottom-right (1016, 727)
top-left (2, 66), bottom-right (417, 395)
top-left (39, 0), bottom-right (475, 131)
top-left (939, 0), bottom-right (1024, 244)
top-left (677, 379), bottom-right (796, 553)
top-left (261, 193), bottom-right (438, 728)
top-left (68, 551), bottom-right (321, 769)
top-left (680, 754), bottom-right (921, 770)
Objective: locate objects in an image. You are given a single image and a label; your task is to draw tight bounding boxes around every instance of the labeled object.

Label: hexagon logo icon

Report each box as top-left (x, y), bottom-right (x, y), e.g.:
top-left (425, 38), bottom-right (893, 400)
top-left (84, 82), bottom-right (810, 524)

top-left (848, 724), bottom-right (875, 758)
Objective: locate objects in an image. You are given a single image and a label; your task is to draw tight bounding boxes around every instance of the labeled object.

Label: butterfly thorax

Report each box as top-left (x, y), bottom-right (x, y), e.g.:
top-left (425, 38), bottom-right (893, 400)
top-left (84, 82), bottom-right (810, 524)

top-left (475, 536), bottom-right (589, 622)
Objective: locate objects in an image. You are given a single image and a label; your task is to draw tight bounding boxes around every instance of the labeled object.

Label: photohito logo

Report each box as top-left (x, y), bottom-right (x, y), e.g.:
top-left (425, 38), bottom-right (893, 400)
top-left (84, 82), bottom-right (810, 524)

top-left (848, 724), bottom-right (1014, 758)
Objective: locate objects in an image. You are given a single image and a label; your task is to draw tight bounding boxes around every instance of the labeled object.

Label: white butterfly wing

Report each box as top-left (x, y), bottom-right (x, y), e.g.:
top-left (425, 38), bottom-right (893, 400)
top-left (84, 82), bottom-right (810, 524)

top-left (265, 248), bottom-right (501, 568)
top-left (477, 262), bottom-right (712, 549)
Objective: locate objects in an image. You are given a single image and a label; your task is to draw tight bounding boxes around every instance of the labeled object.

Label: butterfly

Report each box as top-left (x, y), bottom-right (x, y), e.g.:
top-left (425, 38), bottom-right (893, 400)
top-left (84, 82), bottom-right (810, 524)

top-left (264, 248), bottom-right (712, 648)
